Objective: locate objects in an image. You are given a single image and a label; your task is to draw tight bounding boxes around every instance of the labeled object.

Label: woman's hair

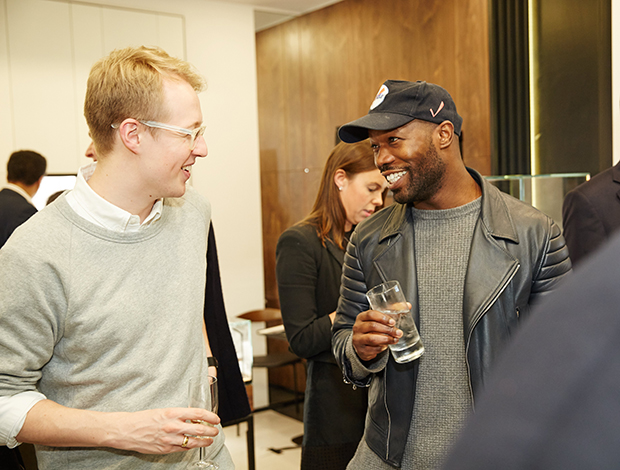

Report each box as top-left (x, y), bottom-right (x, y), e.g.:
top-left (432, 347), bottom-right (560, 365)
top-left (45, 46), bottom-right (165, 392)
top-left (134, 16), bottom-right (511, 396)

top-left (84, 45), bottom-right (206, 156)
top-left (301, 140), bottom-right (380, 249)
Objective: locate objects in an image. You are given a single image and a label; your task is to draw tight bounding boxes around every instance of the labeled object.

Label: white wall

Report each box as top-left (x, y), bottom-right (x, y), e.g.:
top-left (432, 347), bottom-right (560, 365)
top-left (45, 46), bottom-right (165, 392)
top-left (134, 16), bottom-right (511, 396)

top-left (0, 0), bottom-right (265, 321)
top-left (1, 0), bottom-right (269, 407)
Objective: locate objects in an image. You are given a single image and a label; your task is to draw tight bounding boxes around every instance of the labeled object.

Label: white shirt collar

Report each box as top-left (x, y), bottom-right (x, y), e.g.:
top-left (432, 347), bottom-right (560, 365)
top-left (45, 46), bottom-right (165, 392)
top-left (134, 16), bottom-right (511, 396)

top-left (65, 163), bottom-right (163, 233)
top-left (4, 183), bottom-right (33, 204)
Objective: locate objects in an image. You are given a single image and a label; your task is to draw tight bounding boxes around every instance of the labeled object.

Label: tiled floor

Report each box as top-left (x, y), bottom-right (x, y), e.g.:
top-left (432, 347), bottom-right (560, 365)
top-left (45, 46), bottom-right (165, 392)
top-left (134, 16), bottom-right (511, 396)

top-left (224, 410), bottom-right (303, 470)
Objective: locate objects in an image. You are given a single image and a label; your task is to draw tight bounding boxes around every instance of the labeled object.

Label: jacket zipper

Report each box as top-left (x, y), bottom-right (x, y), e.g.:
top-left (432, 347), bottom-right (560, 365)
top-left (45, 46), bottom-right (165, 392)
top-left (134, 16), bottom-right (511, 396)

top-left (383, 366), bottom-right (391, 460)
top-left (464, 262), bottom-right (520, 409)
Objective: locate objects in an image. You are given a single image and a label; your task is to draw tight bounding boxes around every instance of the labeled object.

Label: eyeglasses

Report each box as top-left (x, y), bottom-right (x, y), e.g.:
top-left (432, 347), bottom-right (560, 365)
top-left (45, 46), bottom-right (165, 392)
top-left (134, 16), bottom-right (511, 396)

top-left (111, 120), bottom-right (206, 150)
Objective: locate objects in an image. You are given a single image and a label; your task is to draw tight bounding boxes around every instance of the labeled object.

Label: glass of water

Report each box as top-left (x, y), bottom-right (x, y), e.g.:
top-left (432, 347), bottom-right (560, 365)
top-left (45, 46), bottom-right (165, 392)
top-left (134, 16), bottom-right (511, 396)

top-left (366, 280), bottom-right (424, 363)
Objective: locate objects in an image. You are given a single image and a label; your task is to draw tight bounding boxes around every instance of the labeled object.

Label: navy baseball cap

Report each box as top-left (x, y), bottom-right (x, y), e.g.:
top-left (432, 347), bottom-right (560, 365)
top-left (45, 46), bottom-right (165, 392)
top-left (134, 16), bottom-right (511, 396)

top-left (338, 80), bottom-right (463, 143)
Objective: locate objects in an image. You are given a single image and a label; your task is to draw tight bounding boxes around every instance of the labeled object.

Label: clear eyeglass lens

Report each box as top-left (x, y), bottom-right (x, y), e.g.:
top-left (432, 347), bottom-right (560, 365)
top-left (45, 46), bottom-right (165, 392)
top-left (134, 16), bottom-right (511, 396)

top-left (190, 127), bottom-right (206, 149)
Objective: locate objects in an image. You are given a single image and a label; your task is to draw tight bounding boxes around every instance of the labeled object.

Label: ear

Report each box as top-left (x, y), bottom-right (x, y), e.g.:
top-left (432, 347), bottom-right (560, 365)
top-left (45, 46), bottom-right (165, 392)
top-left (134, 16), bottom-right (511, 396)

top-left (334, 169), bottom-right (348, 191)
top-left (117, 119), bottom-right (142, 154)
top-left (436, 120), bottom-right (454, 150)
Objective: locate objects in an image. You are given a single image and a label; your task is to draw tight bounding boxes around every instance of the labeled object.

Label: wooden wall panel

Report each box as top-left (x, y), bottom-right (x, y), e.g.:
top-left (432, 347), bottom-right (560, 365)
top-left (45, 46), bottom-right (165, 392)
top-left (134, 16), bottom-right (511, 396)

top-left (257, 0), bottom-right (492, 308)
top-left (455, 0), bottom-right (493, 172)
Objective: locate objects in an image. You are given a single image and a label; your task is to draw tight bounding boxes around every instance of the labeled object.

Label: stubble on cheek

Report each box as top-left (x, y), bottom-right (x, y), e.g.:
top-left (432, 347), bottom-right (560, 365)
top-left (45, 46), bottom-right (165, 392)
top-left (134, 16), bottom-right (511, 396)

top-left (394, 142), bottom-right (445, 205)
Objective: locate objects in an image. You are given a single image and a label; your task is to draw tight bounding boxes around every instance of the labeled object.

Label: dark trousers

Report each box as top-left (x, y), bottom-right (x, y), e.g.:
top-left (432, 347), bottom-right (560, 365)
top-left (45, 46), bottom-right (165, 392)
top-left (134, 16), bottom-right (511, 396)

top-left (0, 446), bottom-right (24, 470)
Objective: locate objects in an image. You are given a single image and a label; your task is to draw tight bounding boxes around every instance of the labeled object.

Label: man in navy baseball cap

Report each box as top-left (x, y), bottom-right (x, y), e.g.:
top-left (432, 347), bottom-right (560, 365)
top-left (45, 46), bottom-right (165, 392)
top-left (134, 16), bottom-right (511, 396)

top-left (339, 80), bottom-right (466, 206)
top-left (332, 79), bottom-right (571, 470)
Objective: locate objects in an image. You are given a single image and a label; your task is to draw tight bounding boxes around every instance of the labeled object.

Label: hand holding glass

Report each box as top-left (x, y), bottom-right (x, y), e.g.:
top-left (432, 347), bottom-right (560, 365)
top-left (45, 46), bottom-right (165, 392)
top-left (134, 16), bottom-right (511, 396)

top-left (366, 280), bottom-right (424, 363)
top-left (188, 375), bottom-right (219, 469)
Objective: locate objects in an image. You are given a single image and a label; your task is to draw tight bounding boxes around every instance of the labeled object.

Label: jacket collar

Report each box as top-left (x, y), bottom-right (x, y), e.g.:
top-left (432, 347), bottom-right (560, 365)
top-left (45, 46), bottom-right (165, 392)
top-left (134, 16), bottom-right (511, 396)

top-left (378, 167), bottom-right (519, 244)
top-left (4, 183), bottom-right (33, 204)
top-left (612, 161), bottom-right (620, 203)
top-left (613, 160), bottom-right (620, 184)
top-left (325, 238), bottom-right (345, 266)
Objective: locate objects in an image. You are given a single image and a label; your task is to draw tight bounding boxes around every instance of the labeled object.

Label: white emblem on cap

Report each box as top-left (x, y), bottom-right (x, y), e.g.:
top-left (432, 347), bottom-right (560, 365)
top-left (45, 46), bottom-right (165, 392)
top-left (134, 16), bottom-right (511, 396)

top-left (430, 101), bottom-right (444, 117)
top-left (370, 85), bottom-right (389, 110)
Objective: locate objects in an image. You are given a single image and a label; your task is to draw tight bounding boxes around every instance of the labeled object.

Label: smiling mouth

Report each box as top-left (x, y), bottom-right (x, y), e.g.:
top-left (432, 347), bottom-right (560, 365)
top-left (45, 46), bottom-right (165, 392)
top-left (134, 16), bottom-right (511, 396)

top-left (385, 170), bottom-right (407, 185)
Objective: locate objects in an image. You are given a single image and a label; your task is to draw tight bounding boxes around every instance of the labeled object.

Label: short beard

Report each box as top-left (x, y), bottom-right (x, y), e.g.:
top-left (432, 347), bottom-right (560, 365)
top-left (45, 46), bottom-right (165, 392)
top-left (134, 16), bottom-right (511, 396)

top-left (392, 139), bottom-right (446, 205)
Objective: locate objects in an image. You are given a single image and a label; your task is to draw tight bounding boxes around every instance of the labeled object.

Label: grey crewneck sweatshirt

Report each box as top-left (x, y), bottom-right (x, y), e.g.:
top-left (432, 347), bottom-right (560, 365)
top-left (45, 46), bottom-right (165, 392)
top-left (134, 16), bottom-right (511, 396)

top-left (0, 187), bottom-right (233, 469)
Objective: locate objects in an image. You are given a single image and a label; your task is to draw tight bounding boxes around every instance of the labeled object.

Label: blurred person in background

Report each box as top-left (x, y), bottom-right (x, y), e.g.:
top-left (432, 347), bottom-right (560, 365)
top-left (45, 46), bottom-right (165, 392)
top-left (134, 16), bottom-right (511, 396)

top-left (442, 228), bottom-right (620, 470)
top-left (276, 140), bottom-right (387, 470)
top-left (562, 161), bottom-right (620, 266)
top-left (0, 150), bottom-right (46, 249)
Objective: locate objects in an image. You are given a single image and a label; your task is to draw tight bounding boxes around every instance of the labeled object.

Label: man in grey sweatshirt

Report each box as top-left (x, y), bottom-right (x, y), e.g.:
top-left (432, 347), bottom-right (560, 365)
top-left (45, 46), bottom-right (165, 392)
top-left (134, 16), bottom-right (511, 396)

top-left (0, 46), bottom-right (233, 469)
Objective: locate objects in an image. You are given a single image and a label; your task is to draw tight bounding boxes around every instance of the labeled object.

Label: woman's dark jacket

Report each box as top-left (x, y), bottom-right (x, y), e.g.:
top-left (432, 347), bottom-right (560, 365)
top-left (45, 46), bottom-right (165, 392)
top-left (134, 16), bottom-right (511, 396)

top-left (276, 223), bottom-right (344, 363)
top-left (277, 223), bottom-right (367, 469)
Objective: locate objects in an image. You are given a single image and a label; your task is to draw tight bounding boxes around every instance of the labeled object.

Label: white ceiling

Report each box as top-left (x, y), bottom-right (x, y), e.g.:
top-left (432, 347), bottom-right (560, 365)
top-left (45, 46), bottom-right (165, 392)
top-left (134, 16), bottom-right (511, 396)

top-left (219, 0), bottom-right (341, 14)
top-left (217, 0), bottom-right (343, 31)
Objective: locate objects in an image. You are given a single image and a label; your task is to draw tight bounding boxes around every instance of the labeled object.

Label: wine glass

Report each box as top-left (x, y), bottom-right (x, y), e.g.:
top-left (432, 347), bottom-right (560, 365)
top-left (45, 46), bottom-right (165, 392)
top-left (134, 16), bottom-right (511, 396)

top-left (188, 375), bottom-right (219, 469)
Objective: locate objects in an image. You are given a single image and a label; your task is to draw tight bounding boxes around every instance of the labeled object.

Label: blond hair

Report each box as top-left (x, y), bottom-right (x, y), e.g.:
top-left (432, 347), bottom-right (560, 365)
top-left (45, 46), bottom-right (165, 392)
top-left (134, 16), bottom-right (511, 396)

top-left (84, 46), bottom-right (206, 155)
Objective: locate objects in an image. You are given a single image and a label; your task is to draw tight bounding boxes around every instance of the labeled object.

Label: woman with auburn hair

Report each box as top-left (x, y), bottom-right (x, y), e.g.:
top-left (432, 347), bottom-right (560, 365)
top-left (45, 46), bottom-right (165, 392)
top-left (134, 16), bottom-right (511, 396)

top-left (276, 140), bottom-right (387, 469)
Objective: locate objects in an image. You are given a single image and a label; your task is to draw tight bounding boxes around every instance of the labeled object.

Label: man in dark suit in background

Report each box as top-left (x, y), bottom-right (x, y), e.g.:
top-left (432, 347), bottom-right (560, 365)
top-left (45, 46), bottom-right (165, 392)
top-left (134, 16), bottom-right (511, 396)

top-left (562, 161), bottom-right (620, 266)
top-left (0, 150), bottom-right (47, 249)
top-left (441, 228), bottom-right (620, 470)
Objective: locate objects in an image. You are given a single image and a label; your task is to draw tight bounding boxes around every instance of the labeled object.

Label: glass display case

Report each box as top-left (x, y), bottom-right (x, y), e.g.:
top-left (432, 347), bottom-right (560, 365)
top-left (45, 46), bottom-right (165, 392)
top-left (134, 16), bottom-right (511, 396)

top-left (484, 173), bottom-right (590, 229)
top-left (229, 319), bottom-right (253, 382)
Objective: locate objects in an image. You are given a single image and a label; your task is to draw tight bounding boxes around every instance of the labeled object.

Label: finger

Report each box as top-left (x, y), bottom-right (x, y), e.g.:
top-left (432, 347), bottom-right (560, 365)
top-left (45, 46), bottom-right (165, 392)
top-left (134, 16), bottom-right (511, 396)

top-left (181, 421), bottom-right (220, 439)
top-left (359, 310), bottom-right (397, 326)
top-left (179, 431), bottom-right (216, 450)
top-left (179, 436), bottom-right (214, 451)
top-left (355, 321), bottom-right (400, 338)
top-left (352, 333), bottom-right (400, 359)
top-left (185, 422), bottom-right (219, 439)
top-left (363, 331), bottom-right (401, 345)
top-left (194, 436), bottom-right (215, 447)
top-left (185, 408), bottom-right (220, 426)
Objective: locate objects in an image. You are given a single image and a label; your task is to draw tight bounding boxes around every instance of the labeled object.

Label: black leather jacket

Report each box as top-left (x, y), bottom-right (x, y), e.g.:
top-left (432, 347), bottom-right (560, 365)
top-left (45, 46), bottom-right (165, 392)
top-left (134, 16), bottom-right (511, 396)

top-left (332, 169), bottom-right (572, 467)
